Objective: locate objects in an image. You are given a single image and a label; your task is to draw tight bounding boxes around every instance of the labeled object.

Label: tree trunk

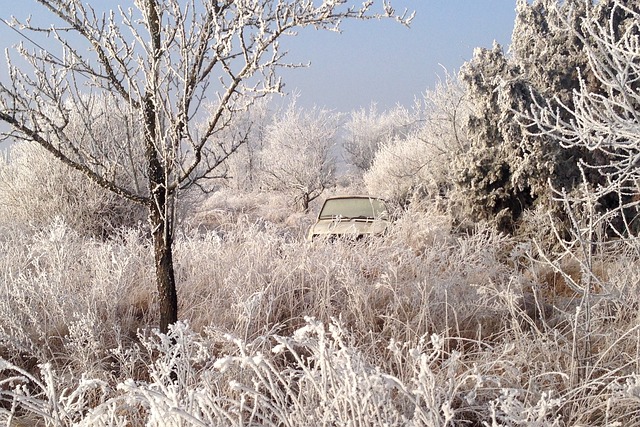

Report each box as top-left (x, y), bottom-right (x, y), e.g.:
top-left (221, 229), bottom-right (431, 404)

top-left (144, 94), bottom-right (178, 333)
top-left (143, 0), bottom-right (177, 334)
top-left (150, 200), bottom-right (178, 334)
top-left (301, 192), bottom-right (310, 213)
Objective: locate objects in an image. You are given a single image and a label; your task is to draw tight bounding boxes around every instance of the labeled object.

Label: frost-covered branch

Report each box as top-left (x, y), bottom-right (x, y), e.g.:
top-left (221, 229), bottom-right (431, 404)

top-left (525, 0), bottom-right (640, 240)
top-left (0, 0), bottom-right (411, 201)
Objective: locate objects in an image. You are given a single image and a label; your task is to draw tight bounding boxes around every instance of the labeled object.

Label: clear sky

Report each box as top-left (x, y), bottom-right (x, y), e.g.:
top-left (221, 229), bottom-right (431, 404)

top-left (281, 1), bottom-right (517, 111)
top-left (0, 1), bottom-right (517, 113)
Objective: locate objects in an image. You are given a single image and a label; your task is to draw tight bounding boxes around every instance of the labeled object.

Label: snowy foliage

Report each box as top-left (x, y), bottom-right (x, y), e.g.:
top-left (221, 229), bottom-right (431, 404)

top-left (364, 73), bottom-right (469, 207)
top-left (343, 103), bottom-right (419, 173)
top-left (454, 42), bottom-right (546, 231)
top-left (511, 0), bottom-right (590, 105)
top-left (0, 143), bottom-right (145, 237)
top-left (259, 101), bottom-right (340, 211)
top-left (451, 0), bottom-right (601, 233)
top-left (364, 135), bottom-right (440, 206)
top-left (526, 0), bottom-right (640, 240)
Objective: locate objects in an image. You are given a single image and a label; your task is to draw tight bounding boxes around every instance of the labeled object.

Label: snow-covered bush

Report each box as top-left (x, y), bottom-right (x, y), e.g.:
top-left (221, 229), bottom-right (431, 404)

top-left (0, 220), bottom-right (153, 376)
top-left (5, 294), bottom-right (640, 427)
top-left (526, 0), bottom-right (640, 241)
top-left (0, 142), bottom-right (145, 237)
top-left (364, 135), bottom-right (438, 205)
top-left (1, 320), bottom-right (455, 426)
top-left (364, 73), bottom-right (469, 207)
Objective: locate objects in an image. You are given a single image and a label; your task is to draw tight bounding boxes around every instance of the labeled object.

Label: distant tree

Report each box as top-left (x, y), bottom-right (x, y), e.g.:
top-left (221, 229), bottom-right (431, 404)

top-left (343, 103), bottom-right (418, 174)
top-left (260, 101), bottom-right (339, 212)
top-left (0, 0), bottom-right (411, 333)
top-left (419, 71), bottom-right (469, 156)
top-left (208, 98), bottom-right (270, 193)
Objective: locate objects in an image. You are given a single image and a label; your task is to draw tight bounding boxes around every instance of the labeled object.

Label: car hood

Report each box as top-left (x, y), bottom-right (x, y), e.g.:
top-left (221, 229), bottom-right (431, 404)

top-left (308, 218), bottom-right (389, 239)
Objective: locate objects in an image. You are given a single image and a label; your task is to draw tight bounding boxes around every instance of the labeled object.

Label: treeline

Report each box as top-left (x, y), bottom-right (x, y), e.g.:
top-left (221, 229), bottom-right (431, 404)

top-left (7, 1), bottom-right (638, 246)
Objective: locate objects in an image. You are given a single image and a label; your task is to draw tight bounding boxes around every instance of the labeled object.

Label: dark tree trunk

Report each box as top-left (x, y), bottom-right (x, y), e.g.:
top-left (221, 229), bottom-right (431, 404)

top-left (150, 199), bottom-right (178, 333)
top-left (301, 192), bottom-right (310, 213)
top-left (144, 0), bottom-right (178, 334)
top-left (144, 97), bottom-right (178, 333)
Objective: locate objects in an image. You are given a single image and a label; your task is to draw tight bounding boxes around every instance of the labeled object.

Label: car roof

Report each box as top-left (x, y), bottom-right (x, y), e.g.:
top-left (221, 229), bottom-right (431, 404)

top-left (323, 195), bottom-right (384, 201)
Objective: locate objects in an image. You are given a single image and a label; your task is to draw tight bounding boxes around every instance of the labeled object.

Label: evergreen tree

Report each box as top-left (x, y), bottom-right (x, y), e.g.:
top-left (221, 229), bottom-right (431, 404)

top-left (453, 0), bottom-right (597, 232)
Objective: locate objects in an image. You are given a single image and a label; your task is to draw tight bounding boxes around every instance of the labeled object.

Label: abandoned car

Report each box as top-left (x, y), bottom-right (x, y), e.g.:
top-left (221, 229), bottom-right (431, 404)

top-left (306, 195), bottom-right (390, 241)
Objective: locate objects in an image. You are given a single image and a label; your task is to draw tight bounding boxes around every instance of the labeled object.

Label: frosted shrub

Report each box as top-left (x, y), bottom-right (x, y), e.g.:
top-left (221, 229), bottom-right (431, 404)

top-left (0, 220), bottom-right (153, 377)
top-left (0, 143), bottom-right (145, 237)
top-left (525, 0), bottom-right (640, 242)
top-left (0, 359), bottom-right (112, 427)
top-left (364, 136), bottom-right (439, 206)
top-left (343, 103), bottom-right (419, 173)
top-left (187, 189), bottom-right (303, 236)
top-left (485, 389), bottom-right (563, 427)
top-left (0, 319), bottom-right (457, 426)
top-left (364, 74), bottom-right (468, 207)
top-left (213, 318), bottom-right (458, 426)
top-left (6, 316), bottom-right (640, 426)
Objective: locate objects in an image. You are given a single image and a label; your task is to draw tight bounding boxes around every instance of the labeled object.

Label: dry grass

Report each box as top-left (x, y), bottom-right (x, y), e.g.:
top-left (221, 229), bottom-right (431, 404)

top-left (1, 190), bottom-right (640, 425)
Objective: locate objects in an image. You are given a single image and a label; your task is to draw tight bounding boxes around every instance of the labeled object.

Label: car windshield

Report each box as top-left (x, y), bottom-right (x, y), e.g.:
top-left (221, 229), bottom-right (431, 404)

top-left (318, 197), bottom-right (387, 220)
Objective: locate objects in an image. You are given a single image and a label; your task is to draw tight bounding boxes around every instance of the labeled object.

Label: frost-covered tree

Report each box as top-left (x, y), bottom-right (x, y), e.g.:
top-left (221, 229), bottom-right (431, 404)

top-left (527, 0), bottom-right (640, 240)
top-left (364, 135), bottom-right (435, 206)
top-left (365, 72), bottom-right (469, 206)
top-left (510, 0), bottom-right (591, 105)
top-left (343, 103), bottom-right (418, 174)
top-left (208, 98), bottom-right (270, 193)
top-left (453, 0), bottom-right (594, 232)
top-left (419, 71), bottom-right (470, 156)
top-left (0, 0), bottom-right (411, 332)
top-left (516, 1), bottom-right (640, 367)
top-left (260, 102), bottom-right (339, 211)
top-left (454, 43), bottom-right (538, 231)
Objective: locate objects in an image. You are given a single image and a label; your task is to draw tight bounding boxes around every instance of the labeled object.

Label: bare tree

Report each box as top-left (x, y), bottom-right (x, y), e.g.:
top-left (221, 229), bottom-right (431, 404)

top-left (260, 100), bottom-right (339, 212)
top-left (0, 0), bottom-right (411, 332)
top-left (219, 98), bottom-right (270, 192)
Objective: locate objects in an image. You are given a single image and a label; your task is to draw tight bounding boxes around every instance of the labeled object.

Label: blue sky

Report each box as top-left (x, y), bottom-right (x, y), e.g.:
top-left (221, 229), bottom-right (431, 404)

top-left (0, 1), bottom-right (517, 113)
top-left (282, 1), bottom-right (517, 111)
